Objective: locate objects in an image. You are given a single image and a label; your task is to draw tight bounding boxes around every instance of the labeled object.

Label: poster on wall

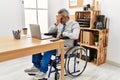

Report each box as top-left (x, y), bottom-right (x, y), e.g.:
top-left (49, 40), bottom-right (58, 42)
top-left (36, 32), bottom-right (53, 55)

top-left (69, 0), bottom-right (83, 8)
top-left (69, 0), bottom-right (77, 6)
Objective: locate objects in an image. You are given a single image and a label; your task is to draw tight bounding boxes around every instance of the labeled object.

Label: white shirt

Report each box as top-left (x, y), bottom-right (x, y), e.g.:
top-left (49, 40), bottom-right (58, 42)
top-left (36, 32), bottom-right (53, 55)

top-left (48, 20), bottom-right (80, 47)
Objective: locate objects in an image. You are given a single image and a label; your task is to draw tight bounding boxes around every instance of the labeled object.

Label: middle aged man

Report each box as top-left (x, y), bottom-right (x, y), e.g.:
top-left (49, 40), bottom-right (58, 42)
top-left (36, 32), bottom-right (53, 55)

top-left (24, 8), bottom-right (80, 79)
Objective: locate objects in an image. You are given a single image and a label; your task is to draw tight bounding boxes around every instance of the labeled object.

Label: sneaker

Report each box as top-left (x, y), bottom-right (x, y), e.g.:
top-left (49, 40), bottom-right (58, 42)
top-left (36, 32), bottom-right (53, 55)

top-left (24, 66), bottom-right (39, 74)
top-left (34, 71), bottom-right (47, 79)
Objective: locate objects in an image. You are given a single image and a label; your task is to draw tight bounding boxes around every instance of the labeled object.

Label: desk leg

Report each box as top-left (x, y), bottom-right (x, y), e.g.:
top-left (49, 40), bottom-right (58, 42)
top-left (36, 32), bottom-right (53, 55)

top-left (60, 42), bottom-right (64, 80)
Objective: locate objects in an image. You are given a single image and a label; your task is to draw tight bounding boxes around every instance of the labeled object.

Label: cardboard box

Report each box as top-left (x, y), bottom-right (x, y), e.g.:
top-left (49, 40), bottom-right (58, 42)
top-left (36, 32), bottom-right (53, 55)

top-left (83, 31), bottom-right (94, 45)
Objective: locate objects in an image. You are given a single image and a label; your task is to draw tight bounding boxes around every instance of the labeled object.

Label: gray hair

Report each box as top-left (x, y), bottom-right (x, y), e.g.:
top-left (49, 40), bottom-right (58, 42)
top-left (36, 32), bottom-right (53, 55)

top-left (58, 8), bottom-right (69, 17)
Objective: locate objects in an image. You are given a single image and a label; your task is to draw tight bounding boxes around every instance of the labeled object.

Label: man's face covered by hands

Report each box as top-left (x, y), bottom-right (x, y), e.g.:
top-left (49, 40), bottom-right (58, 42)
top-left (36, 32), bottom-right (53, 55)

top-left (56, 13), bottom-right (66, 24)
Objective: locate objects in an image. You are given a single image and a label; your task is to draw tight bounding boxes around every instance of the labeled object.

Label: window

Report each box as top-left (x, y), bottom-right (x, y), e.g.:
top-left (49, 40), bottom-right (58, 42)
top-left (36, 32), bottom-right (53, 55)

top-left (24, 0), bottom-right (48, 33)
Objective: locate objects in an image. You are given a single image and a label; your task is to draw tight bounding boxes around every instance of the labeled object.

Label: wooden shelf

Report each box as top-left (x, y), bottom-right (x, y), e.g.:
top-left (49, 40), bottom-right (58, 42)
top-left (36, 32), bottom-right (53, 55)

top-left (80, 27), bottom-right (101, 31)
top-left (78, 42), bottom-right (98, 50)
top-left (80, 27), bottom-right (108, 31)
top-left (76, 11), bottom-right (108, 66)
top-left (76, 10), bottom-right (100, 13)
top-left (76, 11), bottom-right (90, 12)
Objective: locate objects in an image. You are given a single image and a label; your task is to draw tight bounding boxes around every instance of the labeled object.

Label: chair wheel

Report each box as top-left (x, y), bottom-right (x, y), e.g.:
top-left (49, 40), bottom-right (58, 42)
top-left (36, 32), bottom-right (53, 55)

top-left (54, 72), bottom-right (60, 80)
top-left (65, 46), bottom-right (87, 77)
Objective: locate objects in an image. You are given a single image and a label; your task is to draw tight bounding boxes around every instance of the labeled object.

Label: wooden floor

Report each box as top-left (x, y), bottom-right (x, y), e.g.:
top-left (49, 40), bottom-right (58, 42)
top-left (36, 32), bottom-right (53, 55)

top-left (0, 56), bottom-right (120, 80)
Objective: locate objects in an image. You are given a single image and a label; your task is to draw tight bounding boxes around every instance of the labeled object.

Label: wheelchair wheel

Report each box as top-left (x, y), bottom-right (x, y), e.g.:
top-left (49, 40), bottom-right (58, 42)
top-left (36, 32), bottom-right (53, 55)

top-left (65, 46), bottom-right (87, 77)
top-left (54, 72), bottom-right (60, 80)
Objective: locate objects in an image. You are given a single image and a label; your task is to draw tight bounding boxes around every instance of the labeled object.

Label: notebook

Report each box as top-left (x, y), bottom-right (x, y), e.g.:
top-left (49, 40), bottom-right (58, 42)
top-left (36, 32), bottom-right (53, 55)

top-left (29, 24), bottom-right (53, 40)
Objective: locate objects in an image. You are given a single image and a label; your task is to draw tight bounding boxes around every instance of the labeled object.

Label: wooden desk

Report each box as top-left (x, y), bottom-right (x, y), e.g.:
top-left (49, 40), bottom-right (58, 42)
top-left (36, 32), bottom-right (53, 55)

top-left (0, 36), bottom-right (65, 80)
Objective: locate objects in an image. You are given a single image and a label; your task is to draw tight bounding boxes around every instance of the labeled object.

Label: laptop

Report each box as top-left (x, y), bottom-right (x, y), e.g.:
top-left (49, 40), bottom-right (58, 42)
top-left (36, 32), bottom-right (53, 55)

top-left (29, 24), bottom-right (53, 40)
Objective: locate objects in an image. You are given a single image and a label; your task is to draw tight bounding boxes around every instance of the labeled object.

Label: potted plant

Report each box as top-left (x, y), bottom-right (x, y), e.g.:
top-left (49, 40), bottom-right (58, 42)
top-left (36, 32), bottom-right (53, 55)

top-left (94, 36), bottom-right (98, 46)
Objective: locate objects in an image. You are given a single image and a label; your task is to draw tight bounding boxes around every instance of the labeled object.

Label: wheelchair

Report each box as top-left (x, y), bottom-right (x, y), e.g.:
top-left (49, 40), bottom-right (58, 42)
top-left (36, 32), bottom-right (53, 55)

top-left (39, 33), bottom-right (88, 80)
top-left (48, 42), bottom-right (87, 80)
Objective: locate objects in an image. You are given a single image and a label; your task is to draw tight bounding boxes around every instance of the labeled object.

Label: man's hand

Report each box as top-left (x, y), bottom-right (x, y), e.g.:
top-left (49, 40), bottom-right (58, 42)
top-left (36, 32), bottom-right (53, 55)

top-left (55, 14), bottom-right (62, 26)
top-left (56, 33), bottom-right (62, 38)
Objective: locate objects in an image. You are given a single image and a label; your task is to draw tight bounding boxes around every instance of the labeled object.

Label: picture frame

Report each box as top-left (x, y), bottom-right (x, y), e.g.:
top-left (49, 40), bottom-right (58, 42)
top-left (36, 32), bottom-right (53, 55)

top-left (69, 0), bottom-right (83, 8)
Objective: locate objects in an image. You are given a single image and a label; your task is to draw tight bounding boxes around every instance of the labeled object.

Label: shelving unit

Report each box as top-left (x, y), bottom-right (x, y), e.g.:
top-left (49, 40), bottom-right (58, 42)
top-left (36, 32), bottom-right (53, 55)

top-left (75, 10), bottom-right (100, 29)
top-left (75, 10), bottom-right (109, 65)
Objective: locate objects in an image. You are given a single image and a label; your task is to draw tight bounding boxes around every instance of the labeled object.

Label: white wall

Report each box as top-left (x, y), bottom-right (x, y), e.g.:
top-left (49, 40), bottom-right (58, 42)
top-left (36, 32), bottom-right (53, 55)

top-left (48, 0), bottom-right (120, 64)
top-left (48, 0), bottom-right (65, 26)
top-left (100, 0), bottom-right (120, 64)
top-left (0, 0), bottom-right (24, 37)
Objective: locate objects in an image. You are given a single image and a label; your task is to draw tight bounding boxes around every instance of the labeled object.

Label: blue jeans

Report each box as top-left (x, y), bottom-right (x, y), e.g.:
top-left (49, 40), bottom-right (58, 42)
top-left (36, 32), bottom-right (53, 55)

top-left (32, 50), bottom-right (56, 73)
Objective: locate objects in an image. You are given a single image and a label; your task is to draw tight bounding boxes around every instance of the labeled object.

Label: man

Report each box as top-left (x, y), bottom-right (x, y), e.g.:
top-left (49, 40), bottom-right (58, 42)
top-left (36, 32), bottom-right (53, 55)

top-left (24, 8), bottom-right (80, 79)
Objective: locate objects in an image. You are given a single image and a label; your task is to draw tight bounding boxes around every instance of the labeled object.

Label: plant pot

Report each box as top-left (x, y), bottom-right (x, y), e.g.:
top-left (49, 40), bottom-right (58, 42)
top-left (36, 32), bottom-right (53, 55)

top-left (95, 42), bottom-right (99, 46)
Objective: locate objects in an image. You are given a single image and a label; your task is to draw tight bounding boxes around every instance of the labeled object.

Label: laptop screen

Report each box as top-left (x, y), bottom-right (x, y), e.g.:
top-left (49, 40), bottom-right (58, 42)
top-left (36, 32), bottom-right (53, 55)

top-left (29, 24), bottom-right (52, 39)
top-left (29, 24), bottom-right (41, 39)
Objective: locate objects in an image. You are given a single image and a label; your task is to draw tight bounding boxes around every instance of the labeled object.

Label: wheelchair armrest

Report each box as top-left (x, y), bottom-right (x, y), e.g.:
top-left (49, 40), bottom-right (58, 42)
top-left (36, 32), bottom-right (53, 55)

top-left (44, 33), bottom-right (57, 35)
top-left (44, 33), bottom-right (57, 38)
top-left (60, 36), bottom-right (70, 39)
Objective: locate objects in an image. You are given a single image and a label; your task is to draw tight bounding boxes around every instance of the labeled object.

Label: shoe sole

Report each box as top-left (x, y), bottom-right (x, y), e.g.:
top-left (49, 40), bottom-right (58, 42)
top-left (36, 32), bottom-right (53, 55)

top-left (38, 78), bottom-right (47, 80)
top-left (28, 73), bottom-right (35, 76)
top-left (34, 73), bottom-right (47, 80)
top-left (25, 71), bottom-right (38, 74)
